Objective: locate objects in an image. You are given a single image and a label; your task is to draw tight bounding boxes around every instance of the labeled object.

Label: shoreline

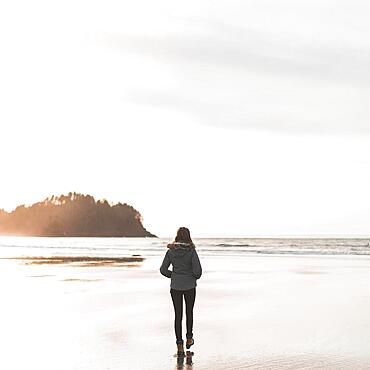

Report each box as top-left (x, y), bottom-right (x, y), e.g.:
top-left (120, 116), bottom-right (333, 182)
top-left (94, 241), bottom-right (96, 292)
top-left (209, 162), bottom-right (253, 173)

top-left (1, 252), bottom-right (370, 369)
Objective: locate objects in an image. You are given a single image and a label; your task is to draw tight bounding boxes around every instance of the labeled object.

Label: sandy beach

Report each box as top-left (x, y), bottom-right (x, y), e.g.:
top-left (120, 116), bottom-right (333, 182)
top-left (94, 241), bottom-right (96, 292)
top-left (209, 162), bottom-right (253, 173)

top-left (1, 252), bottom-right (370, 369)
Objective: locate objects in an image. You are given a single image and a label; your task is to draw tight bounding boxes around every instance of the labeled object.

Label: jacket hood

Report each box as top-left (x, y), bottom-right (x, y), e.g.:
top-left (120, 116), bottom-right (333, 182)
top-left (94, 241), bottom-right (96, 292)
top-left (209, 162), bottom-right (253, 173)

top-left (168, 242), bottom-right (194, 257)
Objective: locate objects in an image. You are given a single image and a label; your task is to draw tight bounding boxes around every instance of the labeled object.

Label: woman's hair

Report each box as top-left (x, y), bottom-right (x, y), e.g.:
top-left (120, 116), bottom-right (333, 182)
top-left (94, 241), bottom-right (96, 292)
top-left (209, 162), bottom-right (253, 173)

top-left (168, 227), bottom-right (195, 248)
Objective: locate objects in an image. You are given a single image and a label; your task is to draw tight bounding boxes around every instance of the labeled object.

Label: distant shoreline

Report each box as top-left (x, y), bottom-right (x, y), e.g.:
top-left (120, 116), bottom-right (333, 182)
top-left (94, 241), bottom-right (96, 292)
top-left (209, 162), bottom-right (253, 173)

top-left (0, 234), bottom-right (157, 238)
top-left (2, 235), bottom-right (370, 239)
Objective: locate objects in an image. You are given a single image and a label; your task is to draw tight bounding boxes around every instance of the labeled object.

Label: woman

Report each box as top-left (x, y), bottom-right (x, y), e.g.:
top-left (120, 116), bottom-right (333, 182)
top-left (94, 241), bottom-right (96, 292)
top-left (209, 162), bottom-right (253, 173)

top-left (160, 227), bottom-right (202, 357)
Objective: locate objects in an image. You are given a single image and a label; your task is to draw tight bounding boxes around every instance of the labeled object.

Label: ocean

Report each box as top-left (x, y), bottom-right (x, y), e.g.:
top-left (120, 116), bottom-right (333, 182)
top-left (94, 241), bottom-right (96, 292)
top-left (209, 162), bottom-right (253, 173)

top-left (1, 236), bottom-right (370, 258)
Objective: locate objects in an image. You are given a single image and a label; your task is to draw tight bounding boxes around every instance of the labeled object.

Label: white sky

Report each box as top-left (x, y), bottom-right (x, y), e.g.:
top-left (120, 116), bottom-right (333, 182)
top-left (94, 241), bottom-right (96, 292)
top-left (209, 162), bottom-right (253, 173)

top-left (1, 0), bottom-right (370, 237)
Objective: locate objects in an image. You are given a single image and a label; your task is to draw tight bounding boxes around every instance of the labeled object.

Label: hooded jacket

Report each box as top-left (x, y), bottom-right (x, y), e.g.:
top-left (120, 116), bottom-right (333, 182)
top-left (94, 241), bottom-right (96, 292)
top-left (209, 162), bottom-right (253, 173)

top-left (160, 242), bottom-right (202, 290)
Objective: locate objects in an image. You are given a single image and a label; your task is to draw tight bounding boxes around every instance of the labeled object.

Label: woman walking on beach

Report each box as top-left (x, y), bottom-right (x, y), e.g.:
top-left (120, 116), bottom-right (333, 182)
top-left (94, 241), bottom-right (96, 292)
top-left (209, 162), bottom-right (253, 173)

top-left (160, 227), bottom-right (202, 357)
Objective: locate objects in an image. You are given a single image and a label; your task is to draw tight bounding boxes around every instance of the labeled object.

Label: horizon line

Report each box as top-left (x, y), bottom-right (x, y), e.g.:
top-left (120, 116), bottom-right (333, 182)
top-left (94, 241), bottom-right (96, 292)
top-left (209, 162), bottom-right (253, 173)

top-left (1, 234), bottom-right (370, 239)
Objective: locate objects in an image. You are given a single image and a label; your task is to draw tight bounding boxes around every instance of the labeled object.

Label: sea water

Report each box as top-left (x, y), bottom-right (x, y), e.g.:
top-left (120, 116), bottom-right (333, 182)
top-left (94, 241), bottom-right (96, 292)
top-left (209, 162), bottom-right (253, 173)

top-left (1, 236), bottom-right (370, 258)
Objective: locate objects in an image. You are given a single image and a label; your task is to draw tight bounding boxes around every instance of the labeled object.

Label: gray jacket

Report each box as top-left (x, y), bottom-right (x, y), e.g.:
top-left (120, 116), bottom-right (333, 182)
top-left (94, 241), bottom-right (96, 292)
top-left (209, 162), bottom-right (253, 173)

top-left (160, 242), bottom-right (202, 290)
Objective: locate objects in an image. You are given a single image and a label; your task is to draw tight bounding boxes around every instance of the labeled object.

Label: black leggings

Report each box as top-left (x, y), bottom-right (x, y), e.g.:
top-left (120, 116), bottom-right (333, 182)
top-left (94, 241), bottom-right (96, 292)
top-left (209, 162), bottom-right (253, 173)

top-left (170, 288), bottom-right (196, 344)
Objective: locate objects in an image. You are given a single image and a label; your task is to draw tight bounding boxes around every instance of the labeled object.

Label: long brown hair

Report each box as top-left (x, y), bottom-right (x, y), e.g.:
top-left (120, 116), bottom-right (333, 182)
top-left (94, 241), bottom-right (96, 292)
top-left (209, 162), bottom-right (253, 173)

top-left (168, 227), bottom-right (195, 249)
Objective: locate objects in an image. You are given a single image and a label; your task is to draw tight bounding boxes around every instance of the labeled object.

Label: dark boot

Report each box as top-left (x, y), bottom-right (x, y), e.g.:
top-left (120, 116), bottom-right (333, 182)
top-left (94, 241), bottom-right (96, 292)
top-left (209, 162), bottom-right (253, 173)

top-left (186, 338), bottom-right (194, 349)
top-left (177, 343), bottom-right (185, 357)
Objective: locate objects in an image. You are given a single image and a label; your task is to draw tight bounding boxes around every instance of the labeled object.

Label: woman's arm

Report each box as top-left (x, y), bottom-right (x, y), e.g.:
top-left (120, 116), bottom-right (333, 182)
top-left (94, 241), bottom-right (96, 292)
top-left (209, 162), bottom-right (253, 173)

top-left (160, 250), bottom-right (172, 278)
top-left (192, 250), bottom-right (202, 279)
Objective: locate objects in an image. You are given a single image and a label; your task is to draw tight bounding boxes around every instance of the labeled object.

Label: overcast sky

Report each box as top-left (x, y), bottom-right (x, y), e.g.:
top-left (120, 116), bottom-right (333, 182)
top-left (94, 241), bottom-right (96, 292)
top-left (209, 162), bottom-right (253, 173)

top-left (1, 0), bottom-right (370, 237)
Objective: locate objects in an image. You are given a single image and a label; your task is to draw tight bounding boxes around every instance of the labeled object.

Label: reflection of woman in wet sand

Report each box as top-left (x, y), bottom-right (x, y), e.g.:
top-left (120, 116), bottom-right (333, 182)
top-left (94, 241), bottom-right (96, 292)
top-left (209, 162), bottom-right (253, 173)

top-left (160, 227), bottom-right (202, 357)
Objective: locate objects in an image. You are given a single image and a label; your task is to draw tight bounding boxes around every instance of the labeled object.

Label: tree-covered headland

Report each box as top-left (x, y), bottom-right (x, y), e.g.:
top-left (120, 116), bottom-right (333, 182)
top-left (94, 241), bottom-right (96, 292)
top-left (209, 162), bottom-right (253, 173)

top-left (0, 192), bottom-right (156, 237)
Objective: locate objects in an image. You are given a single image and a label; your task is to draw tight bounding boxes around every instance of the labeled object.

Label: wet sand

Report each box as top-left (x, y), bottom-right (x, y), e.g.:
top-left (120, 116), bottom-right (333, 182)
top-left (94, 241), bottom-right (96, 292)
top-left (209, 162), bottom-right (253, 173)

top-left (1, 254), bottom-right (370, 369)
top-left (1, 255), bottom-right (144, 266)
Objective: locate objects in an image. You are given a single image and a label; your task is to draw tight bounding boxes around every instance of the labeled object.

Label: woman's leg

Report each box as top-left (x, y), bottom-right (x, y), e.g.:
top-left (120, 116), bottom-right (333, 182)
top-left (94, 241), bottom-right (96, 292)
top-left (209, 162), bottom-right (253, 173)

top-left (184, 288), bottom-right (196, 339)
top-left (170, 289), bottom-right (184, 344)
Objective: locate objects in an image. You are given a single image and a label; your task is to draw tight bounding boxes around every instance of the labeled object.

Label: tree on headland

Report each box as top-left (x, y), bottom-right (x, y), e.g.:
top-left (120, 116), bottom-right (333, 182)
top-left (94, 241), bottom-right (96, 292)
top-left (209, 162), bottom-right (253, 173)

top-left (0, 193), bottom-right (156, 237)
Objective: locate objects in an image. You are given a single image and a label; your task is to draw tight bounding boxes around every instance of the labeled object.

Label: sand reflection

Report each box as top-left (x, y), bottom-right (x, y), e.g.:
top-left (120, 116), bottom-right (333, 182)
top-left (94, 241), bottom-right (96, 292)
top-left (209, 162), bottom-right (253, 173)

top-left (2, 255), bottom-right (144, 267)
top-left (175, 351), bottom-right (194, 369)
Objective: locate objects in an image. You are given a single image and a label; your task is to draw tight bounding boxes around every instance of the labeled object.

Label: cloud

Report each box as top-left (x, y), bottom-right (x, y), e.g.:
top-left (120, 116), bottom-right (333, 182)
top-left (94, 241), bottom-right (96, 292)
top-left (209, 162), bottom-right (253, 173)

top-left (104, 19), bottom-right (370, 86)
top-left (99, 16), bottom-right (370, 133)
